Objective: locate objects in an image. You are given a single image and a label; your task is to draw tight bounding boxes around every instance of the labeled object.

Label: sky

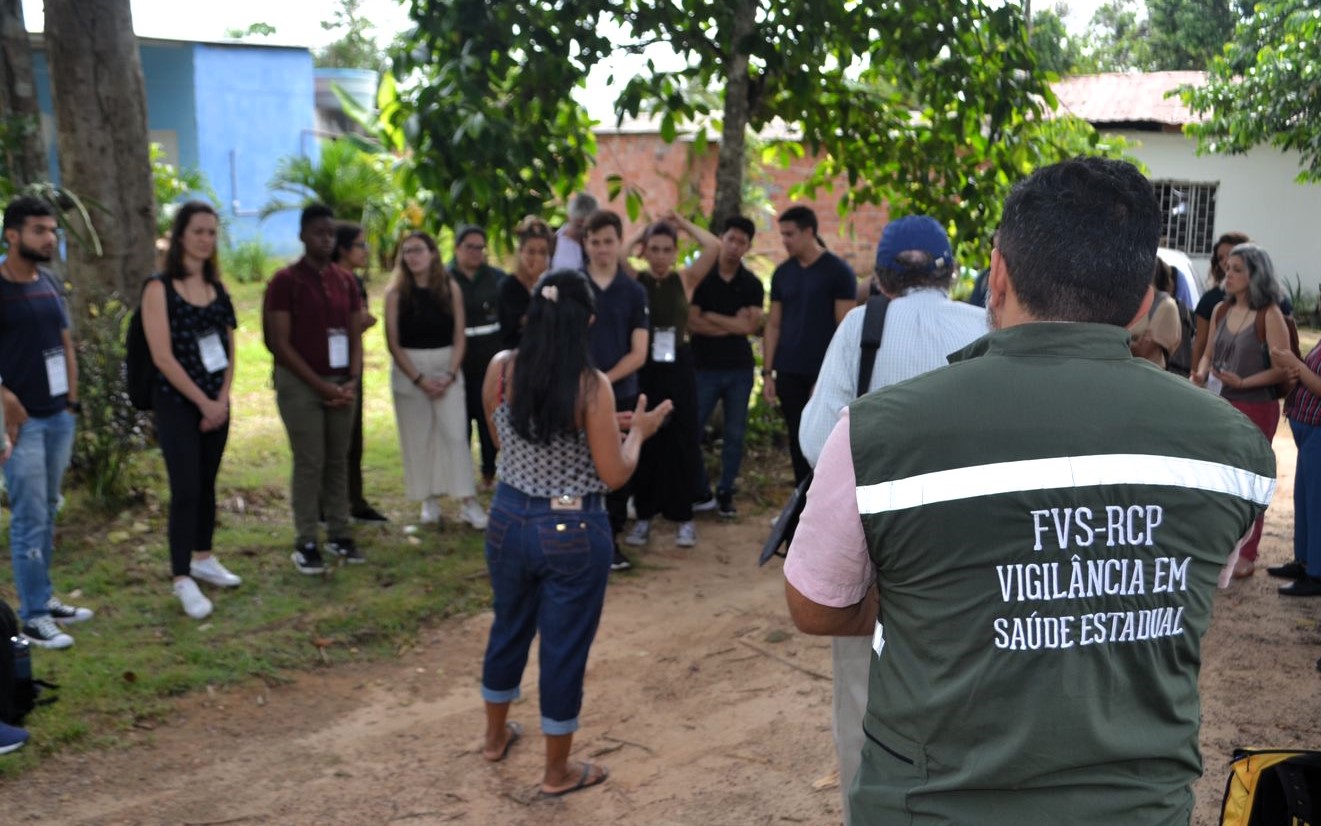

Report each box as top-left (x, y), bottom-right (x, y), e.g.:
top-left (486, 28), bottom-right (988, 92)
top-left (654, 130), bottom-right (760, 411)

top-left (20, 0), bottom-right (1112, 122)
top-left (19, 0), bottom-right (414, 48)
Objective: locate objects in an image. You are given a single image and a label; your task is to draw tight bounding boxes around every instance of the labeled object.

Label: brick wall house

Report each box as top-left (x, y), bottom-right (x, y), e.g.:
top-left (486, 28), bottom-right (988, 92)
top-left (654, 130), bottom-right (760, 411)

top-left (583, 123), bottom-right (888, 277)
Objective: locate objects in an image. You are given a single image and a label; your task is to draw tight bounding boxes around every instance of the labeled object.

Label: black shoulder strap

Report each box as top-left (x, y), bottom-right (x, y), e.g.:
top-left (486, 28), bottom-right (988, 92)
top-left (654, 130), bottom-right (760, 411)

top-left (856, 295), bottom-right (891, 397)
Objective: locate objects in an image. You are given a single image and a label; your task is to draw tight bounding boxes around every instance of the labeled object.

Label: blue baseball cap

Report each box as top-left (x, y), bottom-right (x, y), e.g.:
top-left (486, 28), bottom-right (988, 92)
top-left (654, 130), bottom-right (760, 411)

top-left (875, 215), bottom-right (953, 272)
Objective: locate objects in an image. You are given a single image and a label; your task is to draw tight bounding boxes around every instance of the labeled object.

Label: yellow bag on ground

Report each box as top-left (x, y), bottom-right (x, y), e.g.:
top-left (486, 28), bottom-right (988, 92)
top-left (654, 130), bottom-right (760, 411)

top-left (1221, 748), bottom-right (1321, 826)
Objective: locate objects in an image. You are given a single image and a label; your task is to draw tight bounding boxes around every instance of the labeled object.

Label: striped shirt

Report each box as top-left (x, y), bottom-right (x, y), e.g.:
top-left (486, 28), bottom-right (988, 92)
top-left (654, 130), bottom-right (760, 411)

top-left (1285, 341), bottom-right (1321, 425)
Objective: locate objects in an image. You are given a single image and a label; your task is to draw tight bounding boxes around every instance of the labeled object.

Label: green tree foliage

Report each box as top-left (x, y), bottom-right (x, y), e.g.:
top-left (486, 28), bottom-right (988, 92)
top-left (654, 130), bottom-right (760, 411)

top-left (1030, 5), bottom-right (1090, 75)
top-left (150, 143), bottom-right (217, 238)
top-left (316, 0), bottom-right (384, 71)
top-left (1082, 0), bottom-right (1246, 71)
top-left (1144, 0), bottom-right (1250, 70)
top-left (397, 0), bottom-right (1126, 253)
top-left (390, 1), bottom-right (604, 244)
top-left (1182, 0), bottom-right (1321, 182)
top-left (1084, 0), bottom-right (1152, 71)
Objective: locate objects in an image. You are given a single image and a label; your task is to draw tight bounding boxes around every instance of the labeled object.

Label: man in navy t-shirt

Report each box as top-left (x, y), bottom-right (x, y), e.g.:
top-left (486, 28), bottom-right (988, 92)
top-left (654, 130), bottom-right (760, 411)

top-left (762, 205), bottom-right (856, 483)
top-left (582, 209), bottom-right (649, 571)
top-left (1, 196), bottom-right (93, 650)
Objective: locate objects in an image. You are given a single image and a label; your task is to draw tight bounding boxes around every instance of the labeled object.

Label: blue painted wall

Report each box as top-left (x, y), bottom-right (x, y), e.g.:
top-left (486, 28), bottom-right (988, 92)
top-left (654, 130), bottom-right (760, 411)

top-left (29, 39), bottom-right (313, 257)
top-left (193, 44), bottom-right (314, 256)
top-left (141, 41), bottom-right (199, 168)
top-left (31, 41), bottom-right (199, 181)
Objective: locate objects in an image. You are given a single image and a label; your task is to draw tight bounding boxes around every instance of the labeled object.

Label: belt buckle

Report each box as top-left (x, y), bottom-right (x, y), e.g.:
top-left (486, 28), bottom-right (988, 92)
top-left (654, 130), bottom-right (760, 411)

top-left (550, 494), bottom-right (582, 511)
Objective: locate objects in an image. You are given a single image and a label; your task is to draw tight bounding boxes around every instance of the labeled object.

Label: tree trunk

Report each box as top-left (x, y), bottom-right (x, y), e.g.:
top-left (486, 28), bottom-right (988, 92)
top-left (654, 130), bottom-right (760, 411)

top-left (44, 0), bottom-right (155, 305)
top-left (710, 0), bottom-right (757, 232)
top-left (0, 0), bottom-right (47, 187)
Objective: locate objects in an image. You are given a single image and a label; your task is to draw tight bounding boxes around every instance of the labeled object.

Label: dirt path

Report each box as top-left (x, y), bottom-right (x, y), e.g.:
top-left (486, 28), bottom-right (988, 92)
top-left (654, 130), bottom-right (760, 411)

top-left (4, 427), bottom-right (1319, 826)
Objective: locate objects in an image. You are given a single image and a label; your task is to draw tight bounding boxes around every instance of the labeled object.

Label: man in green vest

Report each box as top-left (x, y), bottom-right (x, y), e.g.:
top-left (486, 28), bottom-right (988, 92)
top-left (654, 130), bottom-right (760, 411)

top-left (784, 157), bottom-right (1277, 825)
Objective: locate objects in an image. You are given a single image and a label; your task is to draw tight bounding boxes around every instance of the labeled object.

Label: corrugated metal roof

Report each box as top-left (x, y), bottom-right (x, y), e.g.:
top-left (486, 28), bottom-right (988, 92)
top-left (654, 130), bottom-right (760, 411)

top-left (1052, 72), bottom-right (1207, 126)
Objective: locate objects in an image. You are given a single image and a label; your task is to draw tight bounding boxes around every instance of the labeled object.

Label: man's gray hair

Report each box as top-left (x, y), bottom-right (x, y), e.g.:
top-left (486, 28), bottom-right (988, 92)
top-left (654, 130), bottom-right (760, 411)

top-left (568, 192), bottom-right (598, 221)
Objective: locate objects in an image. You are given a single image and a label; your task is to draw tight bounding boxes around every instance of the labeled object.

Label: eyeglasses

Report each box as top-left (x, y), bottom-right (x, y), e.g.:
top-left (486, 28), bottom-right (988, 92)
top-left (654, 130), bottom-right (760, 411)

top-left (353, 241), bottom-right (368, 249)
top-left (460, 243), bottom-right (486, 252)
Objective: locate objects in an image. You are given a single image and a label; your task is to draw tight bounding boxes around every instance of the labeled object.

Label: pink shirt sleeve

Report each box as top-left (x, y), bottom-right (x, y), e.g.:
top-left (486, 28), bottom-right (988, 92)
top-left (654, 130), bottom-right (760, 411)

top-left (782, 409), bottom-right (873, 607)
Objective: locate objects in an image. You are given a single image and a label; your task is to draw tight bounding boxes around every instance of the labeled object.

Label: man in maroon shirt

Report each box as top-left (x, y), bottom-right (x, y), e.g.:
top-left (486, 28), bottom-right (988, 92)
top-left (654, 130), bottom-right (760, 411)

top-left (263, 204), bottom-right (364, 573)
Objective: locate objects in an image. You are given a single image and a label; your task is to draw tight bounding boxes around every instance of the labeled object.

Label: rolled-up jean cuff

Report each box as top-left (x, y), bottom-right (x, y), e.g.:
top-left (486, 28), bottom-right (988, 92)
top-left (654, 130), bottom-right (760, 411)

top-left (542, 715), bottom-right (579, 736)
top-left (481, 684), bottom-right (521, 704)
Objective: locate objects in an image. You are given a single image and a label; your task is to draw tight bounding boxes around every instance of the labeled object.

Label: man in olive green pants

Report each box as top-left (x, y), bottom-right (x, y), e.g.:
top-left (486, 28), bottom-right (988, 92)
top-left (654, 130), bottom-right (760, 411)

top-left (263, 205), bottom-right (364, 573)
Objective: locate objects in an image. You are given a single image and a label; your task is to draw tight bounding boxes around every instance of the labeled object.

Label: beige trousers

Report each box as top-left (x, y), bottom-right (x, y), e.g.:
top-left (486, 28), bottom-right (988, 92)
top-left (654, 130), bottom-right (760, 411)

top-left (391, 346), bottom-right (476, 501)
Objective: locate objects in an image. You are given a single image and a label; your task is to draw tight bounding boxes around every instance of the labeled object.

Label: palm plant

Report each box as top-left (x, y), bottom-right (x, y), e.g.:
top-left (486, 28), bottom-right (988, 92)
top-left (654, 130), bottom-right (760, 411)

top-left (262, 138), bottom-right (393, 227)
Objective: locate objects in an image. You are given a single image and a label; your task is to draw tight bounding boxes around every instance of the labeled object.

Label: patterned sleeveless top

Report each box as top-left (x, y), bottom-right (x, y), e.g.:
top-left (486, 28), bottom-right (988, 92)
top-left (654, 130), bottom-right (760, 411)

top-left (157, 276), bottom-right (237, 402)
top-left (492, 404), bottom-right (610, 496)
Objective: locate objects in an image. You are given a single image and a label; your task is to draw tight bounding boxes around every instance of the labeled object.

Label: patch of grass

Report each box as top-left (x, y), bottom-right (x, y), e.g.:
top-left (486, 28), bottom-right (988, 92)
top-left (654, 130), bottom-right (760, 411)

top-left (0, 276), bottom-right (790, 776)
top-left (0, 278), bottom-right (487, 775)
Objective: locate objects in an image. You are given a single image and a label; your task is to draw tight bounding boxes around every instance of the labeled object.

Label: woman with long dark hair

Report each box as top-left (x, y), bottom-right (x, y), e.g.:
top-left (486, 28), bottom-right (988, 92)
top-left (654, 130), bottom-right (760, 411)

top-left (384, 231), bottom-right (487, 529)
top-left (478, 269), bottom-right (671, 796)
top-left (1193, 242), bottom-right (1291, 578)
top-left (142, 201), bottom-right (240, 619)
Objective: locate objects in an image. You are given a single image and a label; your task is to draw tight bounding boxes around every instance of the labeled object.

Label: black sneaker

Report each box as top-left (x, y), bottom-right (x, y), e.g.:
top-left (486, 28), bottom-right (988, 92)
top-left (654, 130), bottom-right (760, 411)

top-left (22, 616), bottom-right (73, 649)
top-left (351, 504), bottom-right (389, 523)
top-left (716, 492), bottom-right (737, 519)
top-left (291, 541), bottom-right (326, 575)
top-left (327, 537), bottom-right (366, 565)
top-left (45, 597), bottom-right (94, 624)
top-left (610, 548), bottom-right (633, 572)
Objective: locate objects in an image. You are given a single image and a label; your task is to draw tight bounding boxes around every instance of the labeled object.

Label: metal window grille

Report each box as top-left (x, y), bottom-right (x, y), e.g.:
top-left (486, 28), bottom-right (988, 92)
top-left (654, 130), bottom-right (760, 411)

top-left (1153, 181), bottom-right (1218, 256)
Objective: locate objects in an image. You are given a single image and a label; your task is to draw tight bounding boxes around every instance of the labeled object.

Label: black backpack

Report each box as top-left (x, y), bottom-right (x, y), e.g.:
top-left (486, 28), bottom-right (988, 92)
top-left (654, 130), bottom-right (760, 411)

top-left (0, 598), bottom-right (57, 726)
top-left (124, 275), bottom-right (165, 411)
top-left (760, 296), bottom-right (891, 565)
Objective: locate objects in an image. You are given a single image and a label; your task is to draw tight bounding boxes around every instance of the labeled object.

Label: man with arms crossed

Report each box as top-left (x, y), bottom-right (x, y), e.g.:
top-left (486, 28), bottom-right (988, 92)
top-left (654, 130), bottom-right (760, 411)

top-left (797, 215), bottom-right (987, 823)
top-left (785, 158), bottom-right (1276, 825)
top-left (763, 205), bottom-right (855, 484)
top-left (690, 215), bottom-right (764, 518)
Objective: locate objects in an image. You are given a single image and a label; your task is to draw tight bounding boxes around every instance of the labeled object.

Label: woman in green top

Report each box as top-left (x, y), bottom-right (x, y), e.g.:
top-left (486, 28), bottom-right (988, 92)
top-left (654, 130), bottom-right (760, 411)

top-left (620, 213), bottom-right (720, 549)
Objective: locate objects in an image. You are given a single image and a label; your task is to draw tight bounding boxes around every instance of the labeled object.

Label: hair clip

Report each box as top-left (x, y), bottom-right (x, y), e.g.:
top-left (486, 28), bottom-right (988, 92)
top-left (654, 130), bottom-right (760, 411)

top-left (541, 284), bottom-right (559, 303)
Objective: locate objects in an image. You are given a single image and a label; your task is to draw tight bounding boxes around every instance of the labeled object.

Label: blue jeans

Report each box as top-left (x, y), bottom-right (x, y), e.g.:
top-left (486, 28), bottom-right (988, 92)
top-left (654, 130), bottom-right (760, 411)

top-left (1290, 419), bottom-right (1321, 576)
top-left (4, 410), bottom-right (76, 623)
top-left (480, 483), bottom-right (612, 735)
top-left (694, 368), bottom-right (754, 497)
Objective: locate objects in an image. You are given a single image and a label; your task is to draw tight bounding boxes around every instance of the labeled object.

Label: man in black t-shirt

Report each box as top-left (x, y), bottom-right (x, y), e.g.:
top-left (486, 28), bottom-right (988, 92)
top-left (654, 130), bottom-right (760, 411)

top-left (690, 216), bottom-right (764, 517)
top-left (763, 206), bottom-right (856, 484)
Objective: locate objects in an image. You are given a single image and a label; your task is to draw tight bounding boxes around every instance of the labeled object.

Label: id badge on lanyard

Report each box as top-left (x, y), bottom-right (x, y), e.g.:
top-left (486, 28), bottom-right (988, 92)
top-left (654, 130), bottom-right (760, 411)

top-left (651, 327), bottom-right (677, 363)
top-left (328, 328), bottom-right (349, 369)
top-left (44, 347), bottom-right (69, 397)
top-left (198, 329), bottom-right (229, 374)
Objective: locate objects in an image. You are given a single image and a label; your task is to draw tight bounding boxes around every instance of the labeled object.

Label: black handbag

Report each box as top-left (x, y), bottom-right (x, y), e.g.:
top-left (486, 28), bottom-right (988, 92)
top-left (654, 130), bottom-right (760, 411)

top-left (759, 295), bottom-right (890, 565)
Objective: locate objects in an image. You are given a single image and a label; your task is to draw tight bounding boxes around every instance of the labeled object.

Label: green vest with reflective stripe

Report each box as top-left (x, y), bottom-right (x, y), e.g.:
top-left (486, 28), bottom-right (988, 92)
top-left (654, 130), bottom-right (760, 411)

top-left (847, 323), bottom-right (1275, 826)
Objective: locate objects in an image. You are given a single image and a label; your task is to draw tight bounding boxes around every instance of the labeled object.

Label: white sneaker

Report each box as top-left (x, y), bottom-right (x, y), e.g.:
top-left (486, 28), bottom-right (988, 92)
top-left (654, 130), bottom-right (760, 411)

top-left (190, 556), bottom-right (242, 588)
top-left (459, 499), bottom-right (489, 530)
top-left (420, 497), bottom-right (441, 525)
top-left (173, 578), bottom-right (213, 620)
top-left (676, 521), bottom-right (697, 548)
top-left (625, 519), bottom-right (651, 547)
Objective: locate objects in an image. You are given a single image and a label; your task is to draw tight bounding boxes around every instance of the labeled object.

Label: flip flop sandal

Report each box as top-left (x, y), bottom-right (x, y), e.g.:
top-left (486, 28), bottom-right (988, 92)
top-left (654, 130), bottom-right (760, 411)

top-left (540, 762), bottom-right (609, 797)
top-left (486, 721), bottom-right (522, 762)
